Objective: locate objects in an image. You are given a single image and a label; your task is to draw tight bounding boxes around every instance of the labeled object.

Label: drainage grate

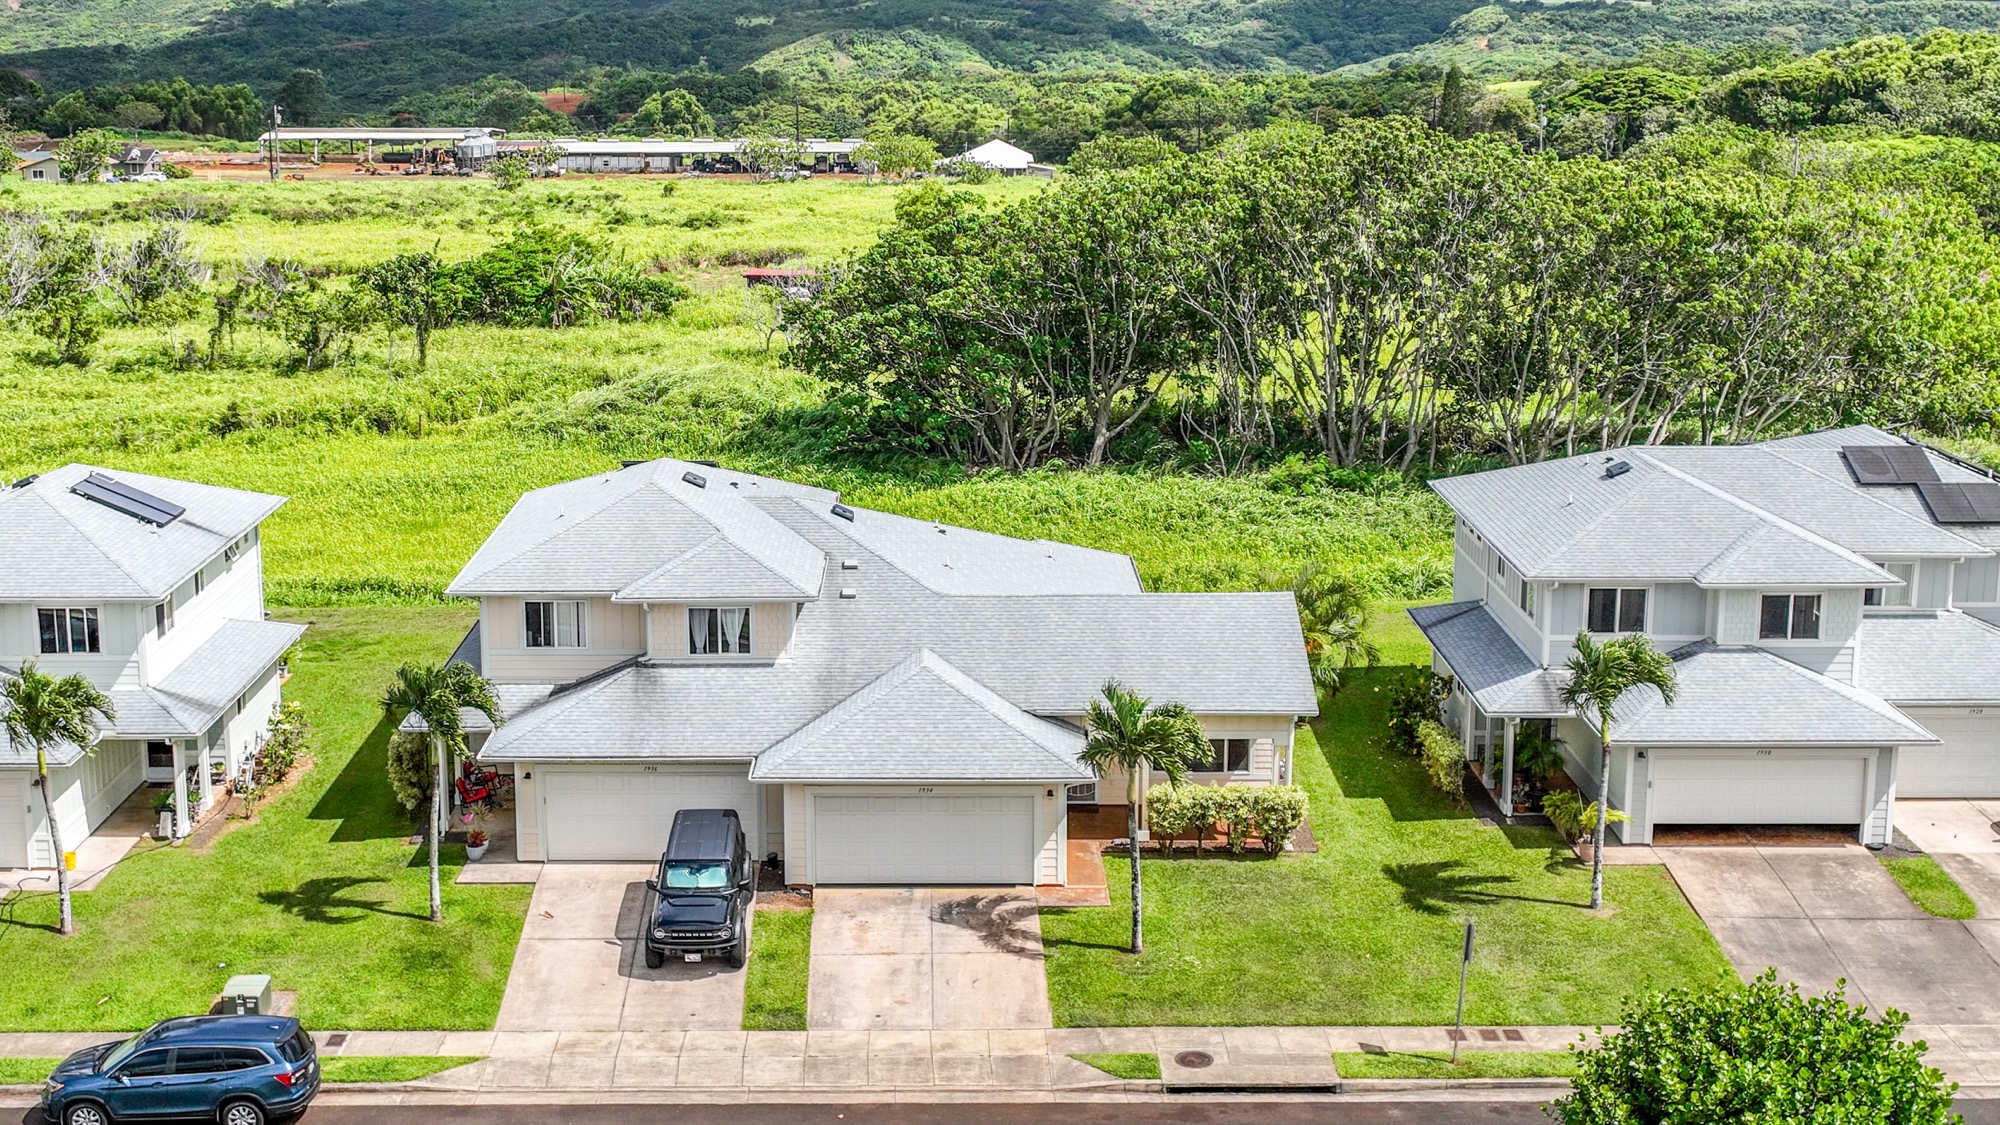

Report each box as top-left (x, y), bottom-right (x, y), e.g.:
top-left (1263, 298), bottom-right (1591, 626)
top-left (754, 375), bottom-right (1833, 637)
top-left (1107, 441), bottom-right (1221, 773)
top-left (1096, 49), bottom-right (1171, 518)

top-left (1174, 1051), bottom-right (1214, 1069)
top-left (324, 1033), bottom-right (348, 1048)
top-left (1479, 1028), bottom-right (1502, 1042)
top-left (1502, 1028), bottom-right (1525, 1042)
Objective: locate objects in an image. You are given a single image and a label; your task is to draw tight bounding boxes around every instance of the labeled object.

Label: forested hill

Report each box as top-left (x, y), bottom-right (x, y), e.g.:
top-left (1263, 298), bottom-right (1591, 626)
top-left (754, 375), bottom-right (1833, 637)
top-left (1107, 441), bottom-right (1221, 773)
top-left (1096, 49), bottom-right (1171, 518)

top-left (5, 0), bottom-right (2000, 110)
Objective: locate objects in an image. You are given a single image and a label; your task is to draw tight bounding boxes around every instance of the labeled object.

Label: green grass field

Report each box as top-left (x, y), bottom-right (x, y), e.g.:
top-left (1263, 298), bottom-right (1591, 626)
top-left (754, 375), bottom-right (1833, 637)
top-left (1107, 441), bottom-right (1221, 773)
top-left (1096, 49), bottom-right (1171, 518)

top-left (0, 1058), bottom-right (57, 1085)
top-left (742, 907), bottom-right (812, 1031)
top-left (1881, 856), bottom-right (1979, 920)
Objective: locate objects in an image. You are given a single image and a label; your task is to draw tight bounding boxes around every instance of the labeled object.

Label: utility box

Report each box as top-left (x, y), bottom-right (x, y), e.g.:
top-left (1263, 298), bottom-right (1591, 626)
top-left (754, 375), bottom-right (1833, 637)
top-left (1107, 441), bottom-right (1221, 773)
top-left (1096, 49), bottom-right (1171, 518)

top-left (221, 974), bottom-right (272, 1015)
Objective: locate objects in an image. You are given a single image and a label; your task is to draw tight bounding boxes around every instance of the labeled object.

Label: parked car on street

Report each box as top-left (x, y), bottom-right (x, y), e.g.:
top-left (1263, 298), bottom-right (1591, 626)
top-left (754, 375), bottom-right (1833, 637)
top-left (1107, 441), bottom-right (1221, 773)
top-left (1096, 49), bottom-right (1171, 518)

top-left (643, 808), bottom-right (755, 969)
top-left (40, 1014), bottom-right (319, 1125)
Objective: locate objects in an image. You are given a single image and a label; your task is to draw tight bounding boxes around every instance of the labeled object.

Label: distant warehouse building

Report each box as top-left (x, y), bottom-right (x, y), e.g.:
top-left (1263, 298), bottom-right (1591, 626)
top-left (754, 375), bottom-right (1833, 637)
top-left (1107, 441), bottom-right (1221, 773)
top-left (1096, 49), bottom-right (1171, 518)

top-left (545, 137), bottom-right (864, 175)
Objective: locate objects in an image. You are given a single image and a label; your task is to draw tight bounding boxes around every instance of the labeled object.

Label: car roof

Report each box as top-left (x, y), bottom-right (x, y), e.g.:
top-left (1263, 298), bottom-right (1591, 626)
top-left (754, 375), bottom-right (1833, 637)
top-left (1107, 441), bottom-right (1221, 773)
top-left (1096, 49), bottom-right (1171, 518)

top-left (664, 808), bottom-right (740, 862)
top-left (140, 1015), bottom-right (301, 1047)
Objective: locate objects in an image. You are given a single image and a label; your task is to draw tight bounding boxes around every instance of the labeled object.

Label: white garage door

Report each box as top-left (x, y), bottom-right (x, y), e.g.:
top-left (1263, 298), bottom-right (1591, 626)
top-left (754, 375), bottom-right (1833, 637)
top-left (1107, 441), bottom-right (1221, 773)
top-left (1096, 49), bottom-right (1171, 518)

top-left (812, 790), bottom-right (1036, 885)
top-left (540, 765), bottom-right (760, 862)
top-left (0, 774), bottom-right (25, 869)
top-left (1897, 712), bottom-right (2000, 798)
top-left (1652, 755), bottom-right (1867, 825)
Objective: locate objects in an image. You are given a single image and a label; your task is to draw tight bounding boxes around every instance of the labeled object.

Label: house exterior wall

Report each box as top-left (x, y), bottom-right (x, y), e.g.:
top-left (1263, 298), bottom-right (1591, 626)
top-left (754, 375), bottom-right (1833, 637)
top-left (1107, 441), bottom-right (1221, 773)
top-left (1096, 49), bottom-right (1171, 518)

top-left (513, 760), bottom-right (542, 862)
top-left (479, 596), bottom-right (646, 682)
top-left (1918, 558), bottom-right (1955, 609)
top-left (0, 771), bottom-right (25, 867)
top-left (642, 601), bottom-right (796, 663)
top-left (27, 741), bottom-right (142, 868)
top-left (1957, 555), bottom-right (2000, 608)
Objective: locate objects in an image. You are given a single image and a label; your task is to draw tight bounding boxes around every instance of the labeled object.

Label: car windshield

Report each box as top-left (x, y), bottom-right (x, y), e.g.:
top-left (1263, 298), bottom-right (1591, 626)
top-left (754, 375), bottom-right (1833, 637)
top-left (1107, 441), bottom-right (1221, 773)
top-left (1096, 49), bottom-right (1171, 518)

top-left (97, 1033), bottom-right (147, 1074)
top-left (664, 862), bottom-right (730, 890)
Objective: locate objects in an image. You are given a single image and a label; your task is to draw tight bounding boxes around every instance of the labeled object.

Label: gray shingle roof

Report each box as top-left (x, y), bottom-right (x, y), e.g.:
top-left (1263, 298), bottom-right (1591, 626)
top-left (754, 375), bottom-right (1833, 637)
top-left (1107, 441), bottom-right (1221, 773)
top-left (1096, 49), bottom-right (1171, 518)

top-left (1603, 642), bottom-right (1937, 746)
top-left (1408, 602), bottom-right (1570, 716)
top-left (1854, 611), bottom-right (2000, 704)
top-left (0, 465), bottom-right (284, 601)
top-left (748, 649), bottom-right (1090, 783)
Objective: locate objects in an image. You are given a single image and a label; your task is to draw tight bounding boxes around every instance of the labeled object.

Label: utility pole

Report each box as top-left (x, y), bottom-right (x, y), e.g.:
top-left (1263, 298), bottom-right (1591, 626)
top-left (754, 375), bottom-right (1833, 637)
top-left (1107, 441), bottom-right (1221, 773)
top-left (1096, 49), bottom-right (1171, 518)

top-left (267, 103), bottom-right (284, 181)
top-left (1451, 919), bottom-right (1474, 1064)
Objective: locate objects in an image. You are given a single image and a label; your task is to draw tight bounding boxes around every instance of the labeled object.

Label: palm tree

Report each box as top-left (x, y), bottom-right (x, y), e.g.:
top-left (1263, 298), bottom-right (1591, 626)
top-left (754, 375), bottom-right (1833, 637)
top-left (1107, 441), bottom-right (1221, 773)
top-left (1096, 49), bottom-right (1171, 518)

top-left (1080, 681), bottom-right (1211, 954)
top-left (2, 662), bottom-right (115, 936)
top-left (381, 661), bottom-right (499, 922)
top-left (1289, 565), bottom-right (1380, 693)
top-left (1560, 632), bottom-right (1678, 910)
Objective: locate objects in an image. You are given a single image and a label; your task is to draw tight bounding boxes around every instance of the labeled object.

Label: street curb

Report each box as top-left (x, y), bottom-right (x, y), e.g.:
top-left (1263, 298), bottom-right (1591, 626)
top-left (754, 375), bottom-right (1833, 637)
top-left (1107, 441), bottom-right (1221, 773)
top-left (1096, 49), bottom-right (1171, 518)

top-left (1340, 1077), bottom-right (1570, 1093)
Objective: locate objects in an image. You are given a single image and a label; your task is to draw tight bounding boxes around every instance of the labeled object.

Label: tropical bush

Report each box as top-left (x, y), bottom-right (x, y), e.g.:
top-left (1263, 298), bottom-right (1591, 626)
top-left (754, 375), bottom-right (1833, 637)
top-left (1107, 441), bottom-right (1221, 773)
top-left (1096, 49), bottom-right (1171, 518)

top-left (1553, 972), bottom-right (1957, 1124)
top-left (1386, 670), bottom-right (1454, 755)
top-left (1415, 719), bottom-right (1464, 801)
top-left (386, 729), bottom-right (433, 813)
top-left (1144, 783), bottom-right (1309, 854)
top-left (1540, 791), bottom-right (1630, 842)
top-left (1143, 783), bottom-right (1218, 852)
top-left (254, 699), bottom-right (311, 789)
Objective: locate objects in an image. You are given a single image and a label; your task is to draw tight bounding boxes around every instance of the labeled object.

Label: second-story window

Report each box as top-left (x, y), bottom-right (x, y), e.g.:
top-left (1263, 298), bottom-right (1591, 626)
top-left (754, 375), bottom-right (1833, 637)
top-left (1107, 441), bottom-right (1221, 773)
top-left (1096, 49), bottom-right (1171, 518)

top-left (38, 607), bottom-right (100, 653)
top-left (1518, 580), bottom-right (1537, 619)
top-left (154, 597), bottom-right (174, 638)
top-left (689, 607), bottom-right (752, 655)
top-left (525, 600), bottom-right (586, 648)
top-left (1587, 588), bottom-right (1647, 633)
top-left (1760, 594), bottom-right (1822, 640)
top-left (1865, 562), bottom-right (1916, 608)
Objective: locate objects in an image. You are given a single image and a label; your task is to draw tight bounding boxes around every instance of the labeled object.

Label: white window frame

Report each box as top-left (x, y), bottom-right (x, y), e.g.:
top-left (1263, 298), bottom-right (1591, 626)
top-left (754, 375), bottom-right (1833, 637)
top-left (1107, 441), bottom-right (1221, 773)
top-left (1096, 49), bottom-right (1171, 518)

top-left (37, 607), bottom-right (101, 654)
top-left (1517, 579), bottom-right (1537, 620)
top-left (154, 597), bottom-right (175, 638)
top-left (524, 600), bottom-right (587, 648)
top-left (1865, 562), bottom-right (1916, 608)
top-left (1758, 593), bottom-right (1823, 641)
top-left (1585, 587), bottom-right (1648, 634)
top-left (687, 606), bottom-right (754, 656)
top-left (1204, 737), bottom-right (1253, 774)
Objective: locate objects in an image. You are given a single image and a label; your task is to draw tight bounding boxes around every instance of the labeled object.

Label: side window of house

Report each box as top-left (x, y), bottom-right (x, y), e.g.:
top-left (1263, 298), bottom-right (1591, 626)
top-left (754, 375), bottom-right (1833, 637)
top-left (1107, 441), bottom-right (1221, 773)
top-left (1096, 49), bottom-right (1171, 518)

top-left (1517, 580), bottom-right (1536, 619)
top-left (154, 597), bottom-right (175, 638)
top-left (1207, 738), bottom-right (1251, 772)
top-left (1865, 562), bottom-right (1916, 607)
top-left (1759, 594), bottom-right (1822, 640)
top-left (688, 607), bottom-right (752, 655)
top-left (37, 607), bottom-right (100, 653)
top-left (524, 600), bottom-right (586, 648)
top-left (1586, 588), bottom-right (1647, 633)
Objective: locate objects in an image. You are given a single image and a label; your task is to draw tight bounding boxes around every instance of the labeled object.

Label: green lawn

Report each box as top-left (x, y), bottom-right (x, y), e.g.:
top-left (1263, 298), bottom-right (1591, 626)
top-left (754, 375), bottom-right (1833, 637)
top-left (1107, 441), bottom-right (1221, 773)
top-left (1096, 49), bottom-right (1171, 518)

top-left (0, 1058), bottom-right (57, 1085)
top-left (742, 907), bottom-right (812, 1030)
top-left (0, 606), bottom-right (533, 1031)
top-left (1334, 1050), bottom-right (1579, 1080)
top-left (319, 1056), bottom-right (481, 1083)
top-left (1069, 1052), bottom-right (1161, 1079)
top-left (1881, 856), bottom-right (1978, 920)
top-left (1040, 664), bottom-right (1733, 1027)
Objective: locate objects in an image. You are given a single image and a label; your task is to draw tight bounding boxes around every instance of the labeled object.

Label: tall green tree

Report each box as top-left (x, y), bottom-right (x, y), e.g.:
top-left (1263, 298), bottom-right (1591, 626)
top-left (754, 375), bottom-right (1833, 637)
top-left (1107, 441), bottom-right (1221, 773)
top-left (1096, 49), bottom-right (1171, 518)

top-left (357, 250), bottom-right (461, 368)
top-left (1433, 64), bottom-right (1475, 138)
top-left (380, 661), bottom-right (499, 922)
top-left (2, 663), bottom-right (115, 936)
top-left (54, 128), bottom-right (117, 183)
top-left (1288, 564), bottom-right (1380, 693)
top-left (1560, 632), bottom-right (1678, 909)
top-left (1080, 682), bottom-right (1210, 954)
top-left (276, 68), bottom-right (327, 127)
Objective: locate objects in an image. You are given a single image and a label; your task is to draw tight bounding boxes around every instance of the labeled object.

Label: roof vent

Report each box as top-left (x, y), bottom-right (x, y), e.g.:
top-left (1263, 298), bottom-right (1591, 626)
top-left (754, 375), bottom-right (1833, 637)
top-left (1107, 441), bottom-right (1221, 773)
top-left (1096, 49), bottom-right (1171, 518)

top-left (11, 474), bottom-right (36, 489)
top-left (620, 459), bottom-right (647, 468)
top-left (70, 472), bottom-right (185, 526)
top-left (935, 523), bottom-right (947, 534)
top-left (1603, 461), bottom-right (1631, 480)
top-left (831, 504), bottom-right (855, 521)
top-left (841, 559), bottom-right (858, 570)
top-left (839, 588), bottom-right (857, 599)
top-left (681, 471), bottom-right (707, 489)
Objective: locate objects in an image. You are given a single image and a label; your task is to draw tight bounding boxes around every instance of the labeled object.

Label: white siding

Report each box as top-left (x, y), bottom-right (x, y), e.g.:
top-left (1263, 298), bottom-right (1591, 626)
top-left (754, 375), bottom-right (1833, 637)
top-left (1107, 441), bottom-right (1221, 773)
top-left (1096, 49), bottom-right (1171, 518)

top-left (1956, 556), bottom-right (2000, 606)
top-left (28, 743), bottom-right (141, 868)
top-left (480, 596), bottom-right (647, 683)
top-left (643, 601), bottom-right (798, 663)
top-left (0, 772), bottom-right (26, 868)
top-left (1652, 583), bottom-right (1706, 637)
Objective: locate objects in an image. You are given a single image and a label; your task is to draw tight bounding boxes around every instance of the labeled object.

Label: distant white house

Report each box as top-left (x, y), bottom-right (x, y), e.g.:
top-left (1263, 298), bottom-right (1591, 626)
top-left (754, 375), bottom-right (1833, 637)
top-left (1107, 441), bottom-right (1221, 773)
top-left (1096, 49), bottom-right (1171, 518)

top-left (957, 139), bottom-right (1036, 175)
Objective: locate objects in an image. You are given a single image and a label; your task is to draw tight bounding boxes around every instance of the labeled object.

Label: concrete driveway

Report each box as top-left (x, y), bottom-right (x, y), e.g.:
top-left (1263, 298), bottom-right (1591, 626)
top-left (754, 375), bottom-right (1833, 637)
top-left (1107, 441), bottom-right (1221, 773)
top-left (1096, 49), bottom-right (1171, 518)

top-left (1662, 844), bottom-right (2000, 1024)
top-left (808, 887), bottom-right (1051, 1030)
top-left (1899, 800), bottom-right (2000, 915)
top-left (496, 864), bottom-right (747, 1032)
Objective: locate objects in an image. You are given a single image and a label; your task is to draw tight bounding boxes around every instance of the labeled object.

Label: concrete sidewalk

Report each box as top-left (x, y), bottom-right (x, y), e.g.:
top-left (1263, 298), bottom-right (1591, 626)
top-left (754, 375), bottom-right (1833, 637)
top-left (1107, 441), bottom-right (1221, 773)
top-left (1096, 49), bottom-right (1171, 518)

top-left (0, 1025), bottom-right (1596, 1093)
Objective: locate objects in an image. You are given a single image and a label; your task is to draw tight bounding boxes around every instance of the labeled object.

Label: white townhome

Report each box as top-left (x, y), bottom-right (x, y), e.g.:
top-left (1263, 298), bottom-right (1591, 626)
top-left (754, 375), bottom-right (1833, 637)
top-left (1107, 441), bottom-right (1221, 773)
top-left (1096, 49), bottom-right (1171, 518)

top-left (446, 459), bottom-right (1318, 885)
top-left (0, 466), bottom-right (304, 868)
top-left (1415, 424), bottom-right (2000, 848)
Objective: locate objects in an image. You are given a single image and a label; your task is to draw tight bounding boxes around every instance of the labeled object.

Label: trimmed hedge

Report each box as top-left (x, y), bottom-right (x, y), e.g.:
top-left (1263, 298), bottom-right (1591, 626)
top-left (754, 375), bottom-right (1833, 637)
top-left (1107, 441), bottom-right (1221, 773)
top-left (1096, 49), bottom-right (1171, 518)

top-left (1145, 783), bottom-right (1309, 854)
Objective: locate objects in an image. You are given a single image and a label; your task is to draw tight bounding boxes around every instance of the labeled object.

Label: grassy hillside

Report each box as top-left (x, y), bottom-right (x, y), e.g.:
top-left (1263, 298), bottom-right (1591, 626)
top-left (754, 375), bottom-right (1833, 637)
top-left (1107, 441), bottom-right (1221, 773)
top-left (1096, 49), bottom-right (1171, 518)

top-left (0, 175), bottom-right (1453, 607)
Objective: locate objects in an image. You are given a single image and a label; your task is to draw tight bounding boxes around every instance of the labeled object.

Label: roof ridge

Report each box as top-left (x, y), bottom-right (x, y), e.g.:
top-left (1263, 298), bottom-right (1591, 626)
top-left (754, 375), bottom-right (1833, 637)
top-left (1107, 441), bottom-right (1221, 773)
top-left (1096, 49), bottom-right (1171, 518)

top-left (1634, 451), bottom-right (1891, 581)
top-left (753, 650), bottom-right (930, 770)
top-left (451, 469), bottom-right (660, 588)
top-left (1739, 643), bottom-right (1928, 730)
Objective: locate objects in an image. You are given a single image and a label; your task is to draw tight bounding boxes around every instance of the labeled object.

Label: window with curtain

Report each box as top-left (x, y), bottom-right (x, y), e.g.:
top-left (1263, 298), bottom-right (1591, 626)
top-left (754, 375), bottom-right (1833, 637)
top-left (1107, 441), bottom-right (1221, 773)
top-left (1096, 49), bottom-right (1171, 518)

top-left (525, 600), bottom-right (586, 648)
top-left (689, 607), bottom-right (753, 655)
top-left (38, 607), bottom-right (100, 653)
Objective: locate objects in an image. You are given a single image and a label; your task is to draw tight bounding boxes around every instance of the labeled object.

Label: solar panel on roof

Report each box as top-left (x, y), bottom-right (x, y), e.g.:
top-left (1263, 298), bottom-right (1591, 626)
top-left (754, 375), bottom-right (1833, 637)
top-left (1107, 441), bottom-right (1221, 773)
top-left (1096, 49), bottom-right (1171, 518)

top-left (1917, 480), bottom-right (2000, 524)
top-left (69, 472), bottom-right (185, 526)
top-left (1842, 445), bottom-right (1939, 485)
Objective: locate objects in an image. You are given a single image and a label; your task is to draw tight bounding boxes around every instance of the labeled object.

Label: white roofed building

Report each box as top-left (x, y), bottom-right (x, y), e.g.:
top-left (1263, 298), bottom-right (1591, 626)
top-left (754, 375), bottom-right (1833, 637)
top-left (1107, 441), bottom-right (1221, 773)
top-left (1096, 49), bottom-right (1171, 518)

top-left (956, 139), bottom-right (1036, 174)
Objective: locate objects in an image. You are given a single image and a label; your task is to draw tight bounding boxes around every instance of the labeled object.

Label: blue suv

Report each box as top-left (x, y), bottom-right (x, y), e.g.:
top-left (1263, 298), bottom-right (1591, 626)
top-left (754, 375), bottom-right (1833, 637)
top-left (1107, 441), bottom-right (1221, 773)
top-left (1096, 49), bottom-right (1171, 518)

top-left (40, 1015), bottom-right (320, 1125)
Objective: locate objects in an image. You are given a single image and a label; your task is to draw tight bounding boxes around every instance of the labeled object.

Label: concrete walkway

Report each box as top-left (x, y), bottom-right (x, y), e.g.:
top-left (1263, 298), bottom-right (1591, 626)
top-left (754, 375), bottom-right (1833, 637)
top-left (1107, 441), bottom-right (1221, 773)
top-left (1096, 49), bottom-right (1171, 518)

top-left (809, 888), bottom-right (1051, 1031)
top-left (1900, 799), bottom-right (2000, 916)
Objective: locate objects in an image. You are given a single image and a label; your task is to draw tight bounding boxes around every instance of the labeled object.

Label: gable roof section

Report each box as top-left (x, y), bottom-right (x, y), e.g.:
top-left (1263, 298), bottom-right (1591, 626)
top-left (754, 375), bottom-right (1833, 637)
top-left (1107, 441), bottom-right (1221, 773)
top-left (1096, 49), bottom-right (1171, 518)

top-left (1604, 642), bottom-right (1937, 746)
top-left (749, 650), bottom-right (1090, 782)
top-left (1408, 602), bottom-right (1569, 716)
top-left (1854, 611), bottom-right (2000, 704)
top-left (0, 464), bottom-right (284, 601)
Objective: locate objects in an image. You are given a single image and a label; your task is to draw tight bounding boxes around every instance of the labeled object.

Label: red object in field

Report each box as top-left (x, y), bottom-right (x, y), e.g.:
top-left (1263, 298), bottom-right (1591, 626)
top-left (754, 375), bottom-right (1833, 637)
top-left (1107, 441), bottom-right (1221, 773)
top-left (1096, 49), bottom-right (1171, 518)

top-left (742, 268), bottom-right (815, 287)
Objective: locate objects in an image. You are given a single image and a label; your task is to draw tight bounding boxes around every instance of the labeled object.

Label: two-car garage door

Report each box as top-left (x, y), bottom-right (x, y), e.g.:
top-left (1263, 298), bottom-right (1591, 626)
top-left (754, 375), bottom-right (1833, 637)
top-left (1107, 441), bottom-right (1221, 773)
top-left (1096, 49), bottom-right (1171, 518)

top-left (811, 790), bottom-right (1037, 885)
top-left (1651, 754), bottom-right (1868, 826)
top-left (539, 765), bottom-right (760, 862)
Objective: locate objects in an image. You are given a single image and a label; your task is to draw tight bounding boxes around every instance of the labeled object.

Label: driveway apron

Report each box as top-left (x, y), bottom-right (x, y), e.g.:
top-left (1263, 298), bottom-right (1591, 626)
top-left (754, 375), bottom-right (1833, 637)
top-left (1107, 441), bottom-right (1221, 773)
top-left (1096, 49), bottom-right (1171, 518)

top-left (497, 863), bottom-right (748, 1032)
top-left (808, 887), bottom-right (1052, 1030)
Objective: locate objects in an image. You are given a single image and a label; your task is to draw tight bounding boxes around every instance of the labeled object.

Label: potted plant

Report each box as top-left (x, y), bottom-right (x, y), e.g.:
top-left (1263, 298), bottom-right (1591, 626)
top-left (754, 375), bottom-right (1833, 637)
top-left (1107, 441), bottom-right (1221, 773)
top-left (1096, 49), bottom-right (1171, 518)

top-left (466, 829), bottom-right (488, 862)
top-left (1542, 791), bottom-right (1630, 862)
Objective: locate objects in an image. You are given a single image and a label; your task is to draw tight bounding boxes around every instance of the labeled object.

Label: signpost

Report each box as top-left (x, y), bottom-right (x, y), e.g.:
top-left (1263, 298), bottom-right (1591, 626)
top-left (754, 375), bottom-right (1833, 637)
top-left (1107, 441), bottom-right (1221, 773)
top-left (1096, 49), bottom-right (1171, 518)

top-left (1452, 919), bottom-right (1475, 1064)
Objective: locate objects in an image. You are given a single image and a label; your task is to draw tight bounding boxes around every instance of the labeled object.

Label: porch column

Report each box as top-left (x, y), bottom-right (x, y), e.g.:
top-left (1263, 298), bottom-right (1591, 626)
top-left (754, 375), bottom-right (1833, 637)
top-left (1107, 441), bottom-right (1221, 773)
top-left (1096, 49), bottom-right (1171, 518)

top-left (1461, 693), bottom-right (1475, 761)
top-left (198, 738), bottom-right (213, 809)
top-left (1501, 718), bottom-right (1518, 813)
top-left (171, 740), bottom-right (189, 839)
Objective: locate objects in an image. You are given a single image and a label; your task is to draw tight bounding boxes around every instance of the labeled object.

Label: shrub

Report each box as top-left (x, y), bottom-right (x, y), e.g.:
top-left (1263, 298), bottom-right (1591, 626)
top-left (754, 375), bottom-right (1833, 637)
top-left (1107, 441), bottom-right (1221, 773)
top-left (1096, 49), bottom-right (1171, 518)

top-left (386, 730), bottom-right (433, 814)
top-left (1144, 783), bottom-right (1213, 852)
top-left (1387, 670), bottom-right (1454, 755)
top-left (1552, 971), bottom-right (1956, 1124)
top-left (254, 699), bottom-right (311, 789)
top-left (448, 226), bottom-right (687, 327)
top-left (1542, 791), bottom-right (1629, 842)
top-left (1415, 719), bottom-right (1465, 801)
top-left (1213, 786), bottom-right (1259, 854)
top-left (1251, 786), bottom-right (1309, 853)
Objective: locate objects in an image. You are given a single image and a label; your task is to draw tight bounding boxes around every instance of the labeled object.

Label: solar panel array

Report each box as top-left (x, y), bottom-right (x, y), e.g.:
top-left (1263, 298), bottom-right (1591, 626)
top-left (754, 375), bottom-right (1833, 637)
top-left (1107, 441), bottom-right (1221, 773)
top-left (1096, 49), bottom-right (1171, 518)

top-left (1917, 481), bottom-right (2000, 524)
top-left (69, 472), bottom-right (185, 526)
top-left (1841, 445), bottom-right (1940, 485)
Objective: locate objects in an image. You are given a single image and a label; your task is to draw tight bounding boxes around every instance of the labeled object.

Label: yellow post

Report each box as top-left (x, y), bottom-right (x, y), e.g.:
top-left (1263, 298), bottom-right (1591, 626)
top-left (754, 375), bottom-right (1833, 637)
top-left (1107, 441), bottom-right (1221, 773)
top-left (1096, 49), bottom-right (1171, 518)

top-left (64, 851), bottom-right (76, 871)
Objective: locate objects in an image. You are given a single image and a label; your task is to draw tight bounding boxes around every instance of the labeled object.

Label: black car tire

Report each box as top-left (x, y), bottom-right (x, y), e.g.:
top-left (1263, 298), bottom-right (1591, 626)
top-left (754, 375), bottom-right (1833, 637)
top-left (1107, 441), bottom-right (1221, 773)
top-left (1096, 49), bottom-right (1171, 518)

top-left (726, 933), bottom-right (747, 968)
top-left (644, 946), bottom-right (664, 969)
top-left (62, 1101), bottom-right (112, 1125)
top-left (218, 1098), bottom-right (266, 1125)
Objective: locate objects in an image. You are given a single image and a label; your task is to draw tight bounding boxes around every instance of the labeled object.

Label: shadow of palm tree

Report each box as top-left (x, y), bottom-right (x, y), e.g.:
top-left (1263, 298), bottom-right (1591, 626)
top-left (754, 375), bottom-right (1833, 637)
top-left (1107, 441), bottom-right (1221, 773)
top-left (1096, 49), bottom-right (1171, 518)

top-left (258, 876), bottom-right (427, 924)
top-left (933, 893), bottom-right (1042, 957)
top-left (310, 714), bottom-right (421, 843)
top-left (0, 888), bottom-right (62, 936)
top-left (1383, 861), bottom-right (1582, 915)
